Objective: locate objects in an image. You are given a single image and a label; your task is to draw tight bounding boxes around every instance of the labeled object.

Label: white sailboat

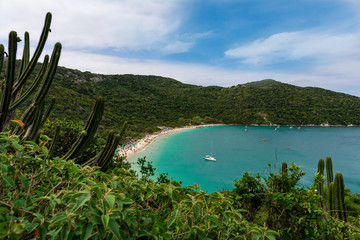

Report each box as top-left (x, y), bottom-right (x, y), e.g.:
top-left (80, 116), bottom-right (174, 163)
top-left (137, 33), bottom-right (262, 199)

top-left (203, 155), bottom-right (216, 161)
top-left (204, 142), bottom-right (216, 161)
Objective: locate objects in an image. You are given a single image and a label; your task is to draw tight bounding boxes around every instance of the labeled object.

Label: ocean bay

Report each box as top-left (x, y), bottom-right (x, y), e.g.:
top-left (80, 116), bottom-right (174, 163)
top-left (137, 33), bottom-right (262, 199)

top-left (130, 125), bottom-right (360, 193)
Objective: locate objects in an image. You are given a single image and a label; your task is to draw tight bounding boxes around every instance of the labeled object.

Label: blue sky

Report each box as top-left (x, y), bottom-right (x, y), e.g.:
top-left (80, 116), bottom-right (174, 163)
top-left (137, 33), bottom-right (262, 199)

top-left (1, 0), bottom-right (360, 95)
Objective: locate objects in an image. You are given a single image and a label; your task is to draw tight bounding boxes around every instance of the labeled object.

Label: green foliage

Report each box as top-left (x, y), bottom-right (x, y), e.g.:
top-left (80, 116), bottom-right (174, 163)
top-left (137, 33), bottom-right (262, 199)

top-left (43, 69), bottom-right (360, 138)
top-left (231, 163), bottom-right (360, 239)
top-left (0, 133), bottom-right (261, 239)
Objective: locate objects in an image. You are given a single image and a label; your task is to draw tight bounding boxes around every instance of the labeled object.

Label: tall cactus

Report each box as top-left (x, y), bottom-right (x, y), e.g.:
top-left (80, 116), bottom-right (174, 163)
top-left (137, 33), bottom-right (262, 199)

top-left (0, 12), bottom-right (59, 134)
top-left (0, 31), bottom-right (17, 131)
top-left (317, 158), bottom-right (325, 197)
top-left (326, 156), bottom-right (333, 187)
top-left (64, 97), bottom-right (105, 160)
top-left (334, 172), bottom-right (347, 222)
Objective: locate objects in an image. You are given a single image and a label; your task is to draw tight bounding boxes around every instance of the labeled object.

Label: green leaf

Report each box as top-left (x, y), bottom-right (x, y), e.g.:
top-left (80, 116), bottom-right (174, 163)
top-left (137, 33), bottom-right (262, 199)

top-left (108, 219), bottom-right (120, 239)
top-left (49, 213), bottom-right (67, 227)
top-left (24, 222), bottom-right (39, 232)
top-left (73, 193), bottom-right (91, 211)
top-left (10, 223), bottom-right (22, 234)
top-left (2, 175), bottom-right (14, 187)
top-left (101, 214), bottom-right (110, 229)
top-left (34, 213), bottom-right (44, 221)
top-left (166, 217), bottom-right (175, 228)
top-left (60, 222), bottom-right (71, 240)
top-left (105, 194), bottom-right (115, 209)
top-left (252, 233), bottom-right (261, 240)
top-left (14, 199), bottom-right (26, 208)
top-left (19, 177), bottom-right (29, 191)
top-left (0, 164), bottom-right (8, 173)
top-left (82, 223), bottom-right (94, 240)
top-left (266, 235), bottom-right (276, 240)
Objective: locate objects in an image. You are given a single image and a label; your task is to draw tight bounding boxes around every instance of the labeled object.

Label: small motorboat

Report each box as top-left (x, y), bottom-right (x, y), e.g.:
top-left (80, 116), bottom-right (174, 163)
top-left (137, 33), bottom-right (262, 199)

top-left (203, 155), bottom-right (216, 161)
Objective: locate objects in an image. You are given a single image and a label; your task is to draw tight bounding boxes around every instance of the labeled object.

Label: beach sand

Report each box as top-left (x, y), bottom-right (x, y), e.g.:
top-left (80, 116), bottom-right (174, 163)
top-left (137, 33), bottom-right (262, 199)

top-left (116, 124), bottom-right (219, 160)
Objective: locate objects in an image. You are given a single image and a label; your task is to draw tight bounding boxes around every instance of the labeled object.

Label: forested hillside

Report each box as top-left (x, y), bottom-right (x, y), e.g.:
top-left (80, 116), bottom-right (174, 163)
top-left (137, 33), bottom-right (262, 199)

top-left (47, 66), bottom-right (360, 136)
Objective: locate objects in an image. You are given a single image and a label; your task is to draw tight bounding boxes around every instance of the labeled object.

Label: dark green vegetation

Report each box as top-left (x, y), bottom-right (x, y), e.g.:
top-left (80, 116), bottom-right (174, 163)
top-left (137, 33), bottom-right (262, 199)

top-left (46, 68), bottom-right (360, 137)
top-left (1, 134), bottom-right (360, 239)
top-left (1, 12), bottom-right (360, 239)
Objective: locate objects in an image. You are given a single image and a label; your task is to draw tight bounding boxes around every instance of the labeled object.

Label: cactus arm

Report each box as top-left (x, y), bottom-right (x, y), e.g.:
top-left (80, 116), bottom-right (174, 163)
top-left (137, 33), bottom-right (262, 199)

top-left (46, 125), bottom-right (60, 161)
top-left (9, 55), bottom-right (49, 111)
top-left (12, 12), bottom-right (52, 95)
top-left (18, 32), bottom-right (30, 77)
top-left (22, 102), bottom-right (44, 141)
top-left (326, 156), bottom-right (333, 187)
top-left (64, 96), bottom-right (105, 160)
top-left (0, 32), bottom-right (17, 131)
top-left (99, 134), bottom-right (121, 171)
top-left (33, 43), bottom-right (61, 105)
top-left (40, 97), bottom-right (55, 127)
top-left (335, 172), bottom-right (347, 222)
top-left (328, 182), bottom-right (334, 217)
top-left (82, 131), bottom-right (115, 167)
top-left (317, 158), bottom-right (325, 197)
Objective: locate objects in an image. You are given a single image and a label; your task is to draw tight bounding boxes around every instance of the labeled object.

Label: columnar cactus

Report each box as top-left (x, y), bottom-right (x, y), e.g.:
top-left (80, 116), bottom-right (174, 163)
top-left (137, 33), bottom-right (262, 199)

top-left (0, 12), bottom-right (59, 134)
top-left (334, 172), bottom-right (347, 222)
top-left (0, 31), bottom-right (17, 131)
top-left (326, 156), bottom-right (333, 187)
top-left (64, 96), bottom-right (105, 160)
top-left (317, 158), bottom-right (325, 197)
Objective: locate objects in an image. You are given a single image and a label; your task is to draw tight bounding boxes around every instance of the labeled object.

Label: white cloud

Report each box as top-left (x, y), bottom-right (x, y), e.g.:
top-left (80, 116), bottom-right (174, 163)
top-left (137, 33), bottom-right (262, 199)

top-left (225, 31), bottom-right (360, 65)
top-left (0, 0), bottom-right (186, 52)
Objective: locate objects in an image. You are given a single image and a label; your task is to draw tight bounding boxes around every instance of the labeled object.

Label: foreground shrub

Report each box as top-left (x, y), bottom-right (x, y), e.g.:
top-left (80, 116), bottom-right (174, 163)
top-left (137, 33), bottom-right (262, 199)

top-left (231, 163), bottom-right (360, 239)
top-left (0, 133), bottom-right (261, 239)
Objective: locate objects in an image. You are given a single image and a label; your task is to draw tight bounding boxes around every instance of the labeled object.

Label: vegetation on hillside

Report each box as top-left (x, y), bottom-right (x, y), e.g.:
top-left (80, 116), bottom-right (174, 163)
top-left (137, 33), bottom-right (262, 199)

top-left (45, 68), bottom-right (360, 137)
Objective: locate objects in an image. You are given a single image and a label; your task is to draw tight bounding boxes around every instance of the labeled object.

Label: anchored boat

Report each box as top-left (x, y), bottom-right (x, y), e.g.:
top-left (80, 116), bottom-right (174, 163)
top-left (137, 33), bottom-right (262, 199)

top-left (203, 155), bottom-right (216, 161)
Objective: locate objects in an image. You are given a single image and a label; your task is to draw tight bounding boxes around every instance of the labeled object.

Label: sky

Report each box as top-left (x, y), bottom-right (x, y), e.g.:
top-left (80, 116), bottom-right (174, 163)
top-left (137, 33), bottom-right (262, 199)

top-left (1, 0), bottom-right (360, 96)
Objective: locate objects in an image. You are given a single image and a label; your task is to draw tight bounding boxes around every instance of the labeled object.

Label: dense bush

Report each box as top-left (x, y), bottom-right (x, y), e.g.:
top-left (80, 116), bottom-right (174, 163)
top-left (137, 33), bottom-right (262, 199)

top-left (0, 133), bottom-right (272, 239)
top-left (1, 133), bottom-right (359, 239)
top-left (230, 163), bottom-right (360, 239)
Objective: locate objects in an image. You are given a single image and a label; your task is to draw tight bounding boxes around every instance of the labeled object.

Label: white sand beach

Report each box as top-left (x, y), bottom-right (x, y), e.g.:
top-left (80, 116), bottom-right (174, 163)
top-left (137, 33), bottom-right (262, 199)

top-left (116, 124), bottom-right (219, 160)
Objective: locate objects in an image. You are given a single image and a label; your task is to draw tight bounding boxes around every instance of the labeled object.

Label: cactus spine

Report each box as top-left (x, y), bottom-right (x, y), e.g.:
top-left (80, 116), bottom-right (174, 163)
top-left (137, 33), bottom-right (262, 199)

top-left (326, 156), bottom-right (333, 187)
top-left (64, 97), bottom-right (105, 160)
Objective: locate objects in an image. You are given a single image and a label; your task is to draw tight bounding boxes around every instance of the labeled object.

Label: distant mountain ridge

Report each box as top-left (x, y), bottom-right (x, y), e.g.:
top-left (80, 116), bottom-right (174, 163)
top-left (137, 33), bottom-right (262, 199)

top-left (48, 66), bottom-right (360, 136)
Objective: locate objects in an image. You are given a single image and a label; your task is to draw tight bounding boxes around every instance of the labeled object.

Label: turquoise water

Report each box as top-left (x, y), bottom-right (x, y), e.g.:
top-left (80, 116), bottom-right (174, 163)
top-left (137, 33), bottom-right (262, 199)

top-left (129, 126), bottom-right (360, 193)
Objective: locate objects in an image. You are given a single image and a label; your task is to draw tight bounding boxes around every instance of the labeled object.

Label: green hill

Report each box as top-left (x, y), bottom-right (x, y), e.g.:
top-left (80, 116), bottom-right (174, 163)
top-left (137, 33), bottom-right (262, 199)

top-left (48, 66), bottom-right (360, 136)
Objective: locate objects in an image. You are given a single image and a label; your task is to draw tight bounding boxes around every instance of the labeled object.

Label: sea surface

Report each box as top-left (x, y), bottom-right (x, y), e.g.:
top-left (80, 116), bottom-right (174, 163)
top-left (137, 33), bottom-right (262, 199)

top-left (129, 125), bottom-right (360, 193)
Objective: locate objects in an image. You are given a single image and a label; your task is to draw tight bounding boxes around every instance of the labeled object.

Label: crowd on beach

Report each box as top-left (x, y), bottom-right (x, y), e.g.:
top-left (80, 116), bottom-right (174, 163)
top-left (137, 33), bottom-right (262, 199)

top-left (116, 125), bottom-right (217, 159)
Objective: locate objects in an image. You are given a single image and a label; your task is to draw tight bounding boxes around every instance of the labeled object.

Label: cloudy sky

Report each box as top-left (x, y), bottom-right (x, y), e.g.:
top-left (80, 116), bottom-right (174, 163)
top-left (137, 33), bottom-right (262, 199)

top-left (1, 0), bottom-right (360, 95)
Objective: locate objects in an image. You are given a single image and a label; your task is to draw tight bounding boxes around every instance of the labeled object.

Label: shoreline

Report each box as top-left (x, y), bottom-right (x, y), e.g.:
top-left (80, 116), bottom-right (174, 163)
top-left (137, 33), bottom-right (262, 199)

top-left (116, 124), bottom-right (221, 160)
top-left (116, 123), bottom-right (360, 160)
